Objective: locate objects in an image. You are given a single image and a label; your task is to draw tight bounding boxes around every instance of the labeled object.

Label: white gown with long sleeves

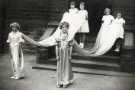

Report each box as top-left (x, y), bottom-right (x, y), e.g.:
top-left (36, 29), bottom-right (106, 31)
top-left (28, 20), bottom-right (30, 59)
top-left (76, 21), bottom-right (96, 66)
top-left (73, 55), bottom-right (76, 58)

top-left (90, 15), bottom-right (115, 56)
top-left (56, 31), bottom-right (73, 86)
top-left (7, 31), bottom-right (24, 77)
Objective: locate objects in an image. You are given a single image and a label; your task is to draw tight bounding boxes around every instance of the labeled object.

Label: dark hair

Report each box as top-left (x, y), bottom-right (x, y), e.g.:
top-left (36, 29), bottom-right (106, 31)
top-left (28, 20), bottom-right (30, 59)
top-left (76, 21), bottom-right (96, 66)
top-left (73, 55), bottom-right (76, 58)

top-left (10, 22), bottom-right (20, 30)
top-left (79, 0), bottom-right (87, 10)
top-left (104, 8), bottom-right (111, 14)
top-left (68, 0), bottom-right (77, 9)
top-left (80, 1), bottom-right (85, 5)
top-left (59, 21), bottom-right (69, 29)
top-left (113, 10), bottom-right (123, 18)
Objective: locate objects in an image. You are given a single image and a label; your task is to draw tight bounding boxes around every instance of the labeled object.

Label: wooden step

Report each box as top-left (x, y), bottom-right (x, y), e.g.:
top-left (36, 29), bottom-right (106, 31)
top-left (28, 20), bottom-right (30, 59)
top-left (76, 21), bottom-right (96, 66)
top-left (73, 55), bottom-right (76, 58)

top-left (32, 64), bottom-right (135, 77)
top-left (72, 53), bottom-right (120, 64)
top-left (36, 57), bottom-right (121, 72)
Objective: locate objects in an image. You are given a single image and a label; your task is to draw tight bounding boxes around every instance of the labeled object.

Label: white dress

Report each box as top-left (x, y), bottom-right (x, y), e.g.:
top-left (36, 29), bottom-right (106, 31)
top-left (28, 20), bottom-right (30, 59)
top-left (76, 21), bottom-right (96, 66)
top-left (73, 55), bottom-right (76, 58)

top-left (78, 10), bottom-right (89, 33)
top-left (111, 18), bottom-right (125, 39)
top-left (7, 31), bottom-right (24, 77)
top-left (89, 15), bottom-right (115, 56)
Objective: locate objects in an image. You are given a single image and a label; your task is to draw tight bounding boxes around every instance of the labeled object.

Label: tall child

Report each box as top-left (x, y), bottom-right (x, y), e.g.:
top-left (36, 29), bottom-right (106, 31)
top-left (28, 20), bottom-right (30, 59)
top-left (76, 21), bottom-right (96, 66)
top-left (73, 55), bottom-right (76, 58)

top-left (55, 22), bottom-right (73, 88)
top-left (78, 1), bottom-right (89, 48)
top-left (7, 22), bottom-right (25, 79)
top-left (89, 8), bottom-right (115, 56)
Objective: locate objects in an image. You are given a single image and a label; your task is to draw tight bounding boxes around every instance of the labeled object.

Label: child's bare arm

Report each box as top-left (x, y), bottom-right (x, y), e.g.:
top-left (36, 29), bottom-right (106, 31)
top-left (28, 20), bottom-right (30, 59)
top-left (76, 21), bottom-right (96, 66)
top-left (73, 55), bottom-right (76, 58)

top-left (69, 41), bottom-right (73, 59)
top-left (86, 11), bottom-right (88, 20)
top-left (55, 42), bottom-right (59, 60)
top-left (55, 46), bottom-right (59, 60)
top-left (21, 33), bottom-right (40, 46)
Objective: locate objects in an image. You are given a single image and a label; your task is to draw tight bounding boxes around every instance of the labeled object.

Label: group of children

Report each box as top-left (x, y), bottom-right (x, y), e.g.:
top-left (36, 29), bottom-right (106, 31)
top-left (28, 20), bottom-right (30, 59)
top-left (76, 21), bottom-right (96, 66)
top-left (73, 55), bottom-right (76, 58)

top-left (6, 0), bottom-right (125, 88)
top-left (7, 21), bottom-right (73, 88)
top-left (90, 8), bottom-right (125, 56)
top-left (73, 8), bottom-right (125, 56)
top-left (67, 1), bottom-right (90, 48)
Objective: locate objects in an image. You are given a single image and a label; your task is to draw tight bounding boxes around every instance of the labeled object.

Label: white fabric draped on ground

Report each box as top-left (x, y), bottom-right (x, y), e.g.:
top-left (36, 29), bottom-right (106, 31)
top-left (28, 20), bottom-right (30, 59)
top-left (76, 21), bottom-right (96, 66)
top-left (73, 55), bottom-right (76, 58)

top-left (73, 23), bottom-right (119, 56)
top-left (38, 12), bottom-right (85, 47)
top-left (22, 13), bottom-right (120, 56)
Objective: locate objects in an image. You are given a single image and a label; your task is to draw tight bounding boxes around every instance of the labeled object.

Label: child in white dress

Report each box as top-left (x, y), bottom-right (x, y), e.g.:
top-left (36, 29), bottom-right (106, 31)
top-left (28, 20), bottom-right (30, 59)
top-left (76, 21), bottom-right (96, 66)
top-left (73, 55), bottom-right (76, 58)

top-left (7, 22), bottom-right (25, 79)
top-left (89, 8), bottom-right (115, 56)
top-left (78, 1), bottom-right (89, 48)
top-left (112, 12), bottom-right (125, 52)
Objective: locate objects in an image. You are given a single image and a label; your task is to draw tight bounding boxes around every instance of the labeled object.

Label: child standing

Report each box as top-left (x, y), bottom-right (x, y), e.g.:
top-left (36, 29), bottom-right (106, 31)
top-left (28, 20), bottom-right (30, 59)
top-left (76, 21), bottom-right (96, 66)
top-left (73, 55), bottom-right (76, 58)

top-left (112, 12), bottom-right (125, 52)
top-left (7, 22), bottom-right (25, 79)
top-left (78, 1), bottom-right (89, 48)
top-left (89, 8), bottom-right (115, 55)
top-left (55, 22), bottom-right (73, 88)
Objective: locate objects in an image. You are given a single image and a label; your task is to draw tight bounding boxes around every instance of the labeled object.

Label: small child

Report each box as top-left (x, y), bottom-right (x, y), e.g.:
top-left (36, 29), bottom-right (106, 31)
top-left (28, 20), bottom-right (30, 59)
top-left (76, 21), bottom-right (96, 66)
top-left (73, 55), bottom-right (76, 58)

top-left (7, 22), bottom-right (25, 79)
top-left (78, 1), bottom-right (89, 48)
top-left (113, 12), bottom-right (125, 52)
top-left (55, 21), bottom-right (73, 88)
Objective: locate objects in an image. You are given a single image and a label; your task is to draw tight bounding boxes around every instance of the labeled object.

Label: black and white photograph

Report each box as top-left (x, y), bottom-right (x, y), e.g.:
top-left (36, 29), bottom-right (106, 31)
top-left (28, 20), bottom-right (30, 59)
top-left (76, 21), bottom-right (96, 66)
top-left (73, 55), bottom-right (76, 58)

top-left (0, 0), bottom-right (135, 90)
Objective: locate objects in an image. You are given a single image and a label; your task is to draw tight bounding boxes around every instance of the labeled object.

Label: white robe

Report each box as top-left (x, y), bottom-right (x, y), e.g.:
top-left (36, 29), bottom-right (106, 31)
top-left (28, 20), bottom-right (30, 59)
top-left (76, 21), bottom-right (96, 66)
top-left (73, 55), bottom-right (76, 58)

top-left (7, 31), bottom-right (24, 77)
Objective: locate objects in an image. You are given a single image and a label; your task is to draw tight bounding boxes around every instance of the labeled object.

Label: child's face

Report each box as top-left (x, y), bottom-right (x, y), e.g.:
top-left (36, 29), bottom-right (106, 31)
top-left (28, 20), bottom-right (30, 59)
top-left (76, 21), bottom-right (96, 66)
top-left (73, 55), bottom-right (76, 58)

top-left (70, 3), bottom-right (75, 9)
top-left (11, 26), bottom-right (18, 32)
top-left (117, 13), bottom-right (122, 18)
top-left (80, 3), bottom-right (85, 10)
top-left (105, 9), bottom-right (110, 15)
top-left (61, 25), bottom-right (68, 33)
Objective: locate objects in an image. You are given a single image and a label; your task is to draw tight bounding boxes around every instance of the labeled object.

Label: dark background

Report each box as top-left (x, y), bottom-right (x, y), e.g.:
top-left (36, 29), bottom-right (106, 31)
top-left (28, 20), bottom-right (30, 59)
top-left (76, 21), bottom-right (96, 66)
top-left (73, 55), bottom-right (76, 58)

top-left (0, 0), bottom-right (135, 52)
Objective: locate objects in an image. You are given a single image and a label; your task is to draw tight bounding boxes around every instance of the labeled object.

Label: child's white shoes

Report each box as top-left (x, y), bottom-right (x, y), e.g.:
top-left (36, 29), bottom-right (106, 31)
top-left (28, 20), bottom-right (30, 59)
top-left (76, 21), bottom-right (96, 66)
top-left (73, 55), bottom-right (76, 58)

top-left (10, 75), bottom-right (16, 79)
top-left (10, 74), bottom-right (24, 80)
top-left (114, 48), bottom-right (120, 52)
